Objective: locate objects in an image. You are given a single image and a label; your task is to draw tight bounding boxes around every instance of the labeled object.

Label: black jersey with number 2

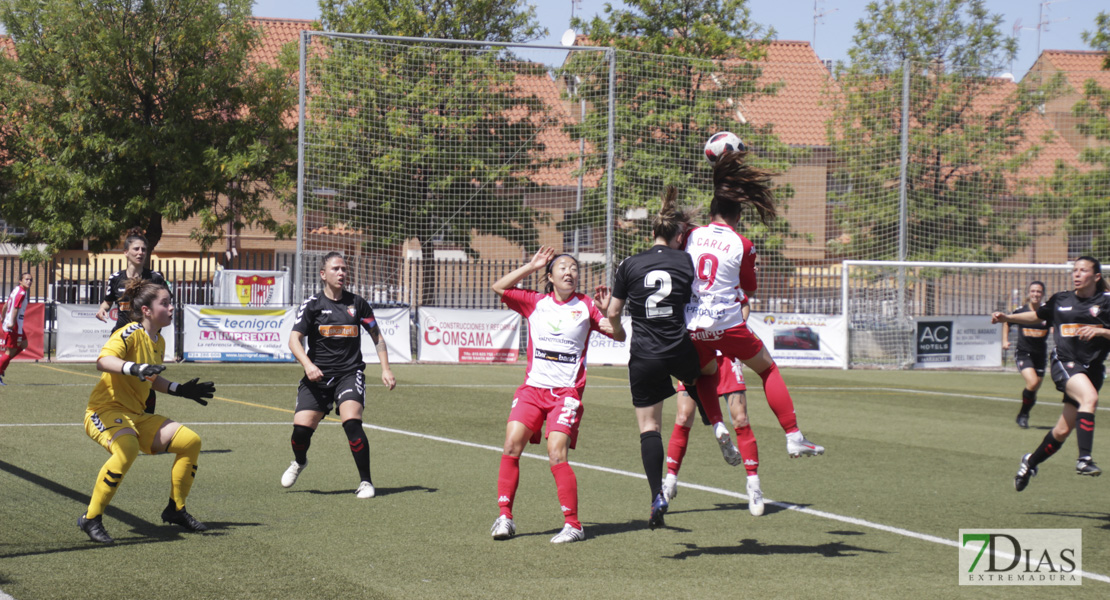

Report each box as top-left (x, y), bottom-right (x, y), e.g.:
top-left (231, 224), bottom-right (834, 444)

top-left (291, 290), bottom-right (378, 378)
top-left (1036, 290), bottom-right (1110, 366)
top-left (612, 244), bottom-right (696, 358)
top-left (105, 268), bottom-right (167, 333)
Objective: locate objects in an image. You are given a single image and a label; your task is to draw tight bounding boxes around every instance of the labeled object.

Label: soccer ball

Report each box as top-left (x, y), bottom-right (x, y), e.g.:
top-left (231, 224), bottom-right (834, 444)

top-left (703, 131), bottom-right (745, 163)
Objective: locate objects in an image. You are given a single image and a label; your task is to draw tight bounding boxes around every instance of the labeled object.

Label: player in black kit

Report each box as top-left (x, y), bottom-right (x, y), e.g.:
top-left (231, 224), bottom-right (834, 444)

top-left (281, 252), bottom-right (396, 499)
top-left (993, 257), bottom-right (1110, 490)
top-left (96, 227), bottom-right (168, 413)
top-left (607, 185), bottom-right (722, 529)
top-left (1001, 281), bottom-right (1050, 428)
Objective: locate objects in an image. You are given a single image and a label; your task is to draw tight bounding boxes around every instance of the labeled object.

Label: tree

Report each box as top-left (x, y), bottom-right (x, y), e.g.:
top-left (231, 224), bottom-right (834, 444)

top-left (827, 0), bottom-right (1052, 262)
top-left (308, 0), bottom-right (550, 305)
top-left (0, 0), bottom-right (298, 259)
top-left (567, 0), bottom-right (801, 263)
top-left (1050, 12), bottom-right (1110, 256)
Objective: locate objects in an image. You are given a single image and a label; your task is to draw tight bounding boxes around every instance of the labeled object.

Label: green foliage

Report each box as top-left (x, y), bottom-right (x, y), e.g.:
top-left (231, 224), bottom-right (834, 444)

top-left (0, 0), bottom-right (298, 257)
top-left (565, 0), bottom-right (803, 262)
top-left (828, 0), bottom-right (1051, 262)
top-left (1051, 12), bottom-right (1110, 257)
top-left (309, 1), bottom-right (550, 304)
top-left (319, 0), bottom-right (545, 43)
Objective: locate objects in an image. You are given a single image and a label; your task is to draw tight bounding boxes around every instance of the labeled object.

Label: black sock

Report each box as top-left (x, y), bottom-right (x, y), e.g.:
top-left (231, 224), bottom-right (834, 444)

top-left (1028, 430), bottom-right (1065, 468)
top-left (343, 419), bottom-right (372, 483)
top-left (1076, 412), bottom-right (1095, 459)
top-left (1019, 389), bottom-right (1036, 415)
top-left (640, 431), bottom-right (664, 499)
top-left (291, 424), bottom-right (314, 465)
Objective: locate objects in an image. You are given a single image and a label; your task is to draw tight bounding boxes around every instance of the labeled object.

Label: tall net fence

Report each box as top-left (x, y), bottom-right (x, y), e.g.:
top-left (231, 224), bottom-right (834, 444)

top-left (297, 35), bottom-right (1108, 366)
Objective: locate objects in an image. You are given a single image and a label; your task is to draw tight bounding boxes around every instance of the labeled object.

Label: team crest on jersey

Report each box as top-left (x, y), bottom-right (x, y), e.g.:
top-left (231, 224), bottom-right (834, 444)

top-left (347, 305), bottom-right (356, 317)
top-left (1067, 362), bottom-right (1075, 369)
top-left (1091, 306), bottom-right (1101, 317)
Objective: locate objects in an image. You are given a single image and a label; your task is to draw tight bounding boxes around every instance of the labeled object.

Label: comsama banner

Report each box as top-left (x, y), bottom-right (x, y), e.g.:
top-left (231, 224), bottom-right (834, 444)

top-left (56, 304), bottom-right (176, 361)
top-left (359, 307), bottom-right (412, 364)
top-left (417, 307), bottom-right (520, 363)
top-left (746, 312), bottom-right (848, 368)
top-left (914, 316), bottom-right (1000, 369)
top-left (586, 316), bottom-right (631, 365)
top-left (10, 303), bottom-right (45, 361)
top-left (183, 305), bottom-right (295, 362)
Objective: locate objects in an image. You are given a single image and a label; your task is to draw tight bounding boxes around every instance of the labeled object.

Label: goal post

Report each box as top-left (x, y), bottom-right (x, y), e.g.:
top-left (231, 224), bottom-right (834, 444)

top-left (841, 260), bottom-right (1075, 369)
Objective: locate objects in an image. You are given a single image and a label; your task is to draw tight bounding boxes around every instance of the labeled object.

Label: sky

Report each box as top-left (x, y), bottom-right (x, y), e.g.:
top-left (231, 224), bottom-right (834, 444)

top-left (252, 0), bottom-right (1106, 78)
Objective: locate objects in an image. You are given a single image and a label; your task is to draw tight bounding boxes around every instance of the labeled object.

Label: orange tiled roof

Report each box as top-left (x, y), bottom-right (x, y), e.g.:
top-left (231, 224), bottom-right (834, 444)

top-left (248, 17), bottom-right (315, 67)
top-left (736, 40), bottom-right (838, 147)
top-left (1039, 50), bottom-right (1110, 91)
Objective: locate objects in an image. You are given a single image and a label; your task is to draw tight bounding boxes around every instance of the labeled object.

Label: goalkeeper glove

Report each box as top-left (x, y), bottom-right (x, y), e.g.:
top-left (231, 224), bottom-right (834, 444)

top-left (122, 361), bottom-right (165, 380)
top-left (168, 378), bottom-right (215, 406)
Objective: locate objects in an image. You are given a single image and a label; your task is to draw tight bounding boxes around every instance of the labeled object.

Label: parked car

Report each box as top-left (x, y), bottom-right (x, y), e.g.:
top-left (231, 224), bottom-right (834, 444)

top-left (774, 326), bottom-right (820, 350)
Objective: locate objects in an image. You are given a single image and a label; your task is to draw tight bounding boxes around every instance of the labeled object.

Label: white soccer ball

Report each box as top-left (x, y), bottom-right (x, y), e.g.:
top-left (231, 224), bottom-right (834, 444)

top-left (703, 131), bottom-right (745, 163)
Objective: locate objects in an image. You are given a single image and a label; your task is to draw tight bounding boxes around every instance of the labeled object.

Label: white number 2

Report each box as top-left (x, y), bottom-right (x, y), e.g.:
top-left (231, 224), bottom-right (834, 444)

top-left (644, 270), bottom-right (673, 318)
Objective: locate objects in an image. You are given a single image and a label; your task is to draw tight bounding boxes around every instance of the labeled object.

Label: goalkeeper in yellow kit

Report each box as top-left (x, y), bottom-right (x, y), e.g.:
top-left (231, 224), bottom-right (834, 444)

top-left (78, 278), bottom-right (216, 544)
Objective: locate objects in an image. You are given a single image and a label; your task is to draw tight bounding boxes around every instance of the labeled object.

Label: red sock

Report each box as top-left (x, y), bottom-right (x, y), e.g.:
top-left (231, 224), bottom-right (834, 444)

top-left (0, 351), bottom-right (13, 376)
top-left (695, 372), bottom-right (724, 425)
top-left (666, 424), bottom-right (691, 476)
top-left (497, 455), bottom-right (520, 519)
top-left (735, 425), bottom-right (759, 476)
top-left (550, 462), bottom-right (580, 529)
top-left (758, 363), bottom-right (798, 434)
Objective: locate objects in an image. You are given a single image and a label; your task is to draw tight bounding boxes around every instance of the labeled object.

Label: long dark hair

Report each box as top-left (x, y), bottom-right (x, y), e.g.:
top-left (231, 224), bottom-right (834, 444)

top-left (124, 277), bottom-right (169, 323)
top-left (1076, 256), bottom-right (1109, 292)
top-left (710, 150), bottom-right (779, 226)
top-left (652, 185), bottom-right (694, 243)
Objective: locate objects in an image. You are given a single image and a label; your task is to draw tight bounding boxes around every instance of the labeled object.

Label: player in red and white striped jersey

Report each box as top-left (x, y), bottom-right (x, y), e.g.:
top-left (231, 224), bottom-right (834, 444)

top-left (684, 150), bottom-right (824, 459)
top-left (0, 272), bottom-right (32, 385)
top-left (489, 246), bottom-right (617, 544)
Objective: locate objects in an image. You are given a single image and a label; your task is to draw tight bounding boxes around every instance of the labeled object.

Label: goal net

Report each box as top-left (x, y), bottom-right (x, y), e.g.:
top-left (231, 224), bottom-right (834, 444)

top-left (842, 260), bottom-right (1074, 368)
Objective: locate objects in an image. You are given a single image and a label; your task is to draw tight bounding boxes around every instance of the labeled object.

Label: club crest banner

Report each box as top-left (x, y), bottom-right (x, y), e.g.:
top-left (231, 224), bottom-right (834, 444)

top-left (212, 270), bottom-right (289, 307)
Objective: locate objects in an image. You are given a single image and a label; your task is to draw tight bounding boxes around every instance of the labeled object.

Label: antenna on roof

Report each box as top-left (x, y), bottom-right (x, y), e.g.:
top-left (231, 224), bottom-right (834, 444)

top-left (1036, 0), bottom-right (1070, 57)
top-left (813, 0), bottom-right (838, 48)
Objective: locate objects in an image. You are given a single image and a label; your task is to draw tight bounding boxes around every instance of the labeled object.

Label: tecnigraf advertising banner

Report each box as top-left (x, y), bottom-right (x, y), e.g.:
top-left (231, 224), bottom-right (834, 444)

top-left (746, 312), bottom-right (847, 368)
top-left (56, 303), bottom-right (176, 361)
top-left (417, 307), bottom-right (520, 363)
top-left (914, 316), bottom-right (1001, 368)
top-left (183, 305), bottom-right (295, 362)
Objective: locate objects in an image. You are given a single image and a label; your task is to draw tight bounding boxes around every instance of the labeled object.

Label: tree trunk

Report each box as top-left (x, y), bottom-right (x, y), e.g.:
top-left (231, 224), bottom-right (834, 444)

top-left (145, 213), bottom-right (164, 267)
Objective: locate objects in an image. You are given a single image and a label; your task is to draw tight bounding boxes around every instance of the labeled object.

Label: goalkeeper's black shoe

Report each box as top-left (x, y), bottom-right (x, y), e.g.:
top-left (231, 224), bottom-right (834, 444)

top-left (78, 513), bottom-right (115, 544)
top-left (161, 499), bottom-right (208, 532)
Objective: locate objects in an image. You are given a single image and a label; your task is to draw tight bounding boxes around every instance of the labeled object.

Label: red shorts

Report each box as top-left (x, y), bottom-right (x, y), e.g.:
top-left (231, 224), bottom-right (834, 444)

top-left (508, 384), bottom-right (584, 450)
top-left (690, 325), bottom-right (764, 367)
top-left (0, 330), bottom-right (25, 350)
top-left (676, 355), bottom-right (747, 396)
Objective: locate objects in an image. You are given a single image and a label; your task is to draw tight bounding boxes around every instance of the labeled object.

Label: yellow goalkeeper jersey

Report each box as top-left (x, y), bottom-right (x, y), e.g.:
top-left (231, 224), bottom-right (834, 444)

top-left (87, 323), bottom-right (165, 415)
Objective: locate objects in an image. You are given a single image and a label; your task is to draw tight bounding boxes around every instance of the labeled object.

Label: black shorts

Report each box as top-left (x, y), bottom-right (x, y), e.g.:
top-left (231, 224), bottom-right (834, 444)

top-left (627, 347), bottom-right (702, 408)
top-left (1014, 350), bottom-right (1046, 376)
top-left (1049, 355), bottom-right (1104, 400)
top-left (295, 370), bottom-right (365, 415)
